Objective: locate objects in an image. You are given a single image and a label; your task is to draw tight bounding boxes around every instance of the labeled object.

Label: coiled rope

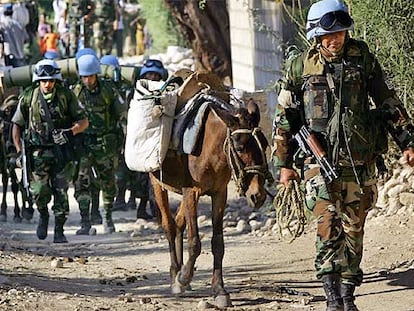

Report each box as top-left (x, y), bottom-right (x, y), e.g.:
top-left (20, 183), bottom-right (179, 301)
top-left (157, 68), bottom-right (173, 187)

top-left (273, 180), bottom-right (307, 242)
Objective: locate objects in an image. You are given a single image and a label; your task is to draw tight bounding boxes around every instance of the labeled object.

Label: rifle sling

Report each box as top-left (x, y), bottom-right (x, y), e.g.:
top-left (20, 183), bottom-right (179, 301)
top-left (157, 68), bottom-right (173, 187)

top-left (38, 91), bottom-right (56, 132)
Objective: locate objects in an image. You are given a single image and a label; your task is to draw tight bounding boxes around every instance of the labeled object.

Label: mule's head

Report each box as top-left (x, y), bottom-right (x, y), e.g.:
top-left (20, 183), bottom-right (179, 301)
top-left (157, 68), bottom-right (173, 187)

top-left (215, 99), bottom-right (271, 209)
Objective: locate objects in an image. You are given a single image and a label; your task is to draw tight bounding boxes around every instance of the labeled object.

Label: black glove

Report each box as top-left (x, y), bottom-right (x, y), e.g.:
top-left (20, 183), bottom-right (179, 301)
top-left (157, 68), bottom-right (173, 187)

top-left (10, 152), bottom-right (22, 168)
top-left (52, 128), bottom-right (73, 145)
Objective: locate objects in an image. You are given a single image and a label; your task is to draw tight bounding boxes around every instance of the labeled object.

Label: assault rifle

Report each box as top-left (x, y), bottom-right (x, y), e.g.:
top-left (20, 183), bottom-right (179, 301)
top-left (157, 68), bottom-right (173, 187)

top-left (20, 136), bottom-right (30, 198)
top-left (294, 126), bottom-right (339, 183)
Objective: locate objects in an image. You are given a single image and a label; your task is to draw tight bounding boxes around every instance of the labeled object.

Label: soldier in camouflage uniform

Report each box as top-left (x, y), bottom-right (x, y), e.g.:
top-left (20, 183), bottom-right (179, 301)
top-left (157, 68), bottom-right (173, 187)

top-left (73, 53), bottom-right (125, 235)
top-left (272, 1), bottom-right (414, 310)
top-left (93, 0), bottom-right (117, 57)
top-left (11, 59), bottom-right (88, 243)
top-left (67, 0), bottom-right (95, 57)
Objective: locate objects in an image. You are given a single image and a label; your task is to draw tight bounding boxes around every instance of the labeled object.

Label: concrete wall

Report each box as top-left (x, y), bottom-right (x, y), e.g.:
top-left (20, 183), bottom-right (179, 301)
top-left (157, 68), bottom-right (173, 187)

top-left (229, 0), bottom-right (285, 139)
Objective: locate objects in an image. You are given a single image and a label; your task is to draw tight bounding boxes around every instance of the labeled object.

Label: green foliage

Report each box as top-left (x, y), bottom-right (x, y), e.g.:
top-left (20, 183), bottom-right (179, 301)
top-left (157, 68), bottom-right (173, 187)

top-left (139, 0), bottom-right (187, 54)
top-left (347, 0), bottom-right (414, 112)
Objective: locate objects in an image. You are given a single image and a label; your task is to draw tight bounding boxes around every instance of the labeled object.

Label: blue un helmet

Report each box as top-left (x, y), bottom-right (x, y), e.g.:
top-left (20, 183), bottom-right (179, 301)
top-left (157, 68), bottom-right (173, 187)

top-left (75, 48), bottom-right (98, 61)
top-left (44, 50), bottom-right (60, 60)
top-left (77, 54), bottom-right (101, 76)
top-left (139, 59), bottom-right (168, 81)
top-left (32, 59), bottom-right (63, 82)
top-left (100, 55), bottom-right (120, 68)
top-left (100, 55), bottom-right (120, 82)
top-left (306, 0), bottom-right (354, 40)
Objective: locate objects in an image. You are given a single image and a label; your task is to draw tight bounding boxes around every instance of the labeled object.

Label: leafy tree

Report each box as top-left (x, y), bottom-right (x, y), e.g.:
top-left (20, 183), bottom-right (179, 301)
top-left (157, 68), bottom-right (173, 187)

top-left (347, 0), bottom-right (414, 111)
top-left (139, 0), bottom-right (186, 54)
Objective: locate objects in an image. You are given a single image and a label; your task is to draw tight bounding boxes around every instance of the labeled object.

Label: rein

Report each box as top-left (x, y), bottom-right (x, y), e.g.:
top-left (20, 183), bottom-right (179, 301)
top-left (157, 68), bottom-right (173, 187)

top-left (224, 127), bottom-right (274, 196)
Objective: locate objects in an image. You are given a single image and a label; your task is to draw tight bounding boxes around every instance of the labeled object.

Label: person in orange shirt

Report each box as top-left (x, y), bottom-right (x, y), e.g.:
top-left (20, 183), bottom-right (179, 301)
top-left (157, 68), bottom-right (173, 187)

top-left (43, 25), bottom-right (60, 56)
top-left (38, 13), bottom-right (51, 55)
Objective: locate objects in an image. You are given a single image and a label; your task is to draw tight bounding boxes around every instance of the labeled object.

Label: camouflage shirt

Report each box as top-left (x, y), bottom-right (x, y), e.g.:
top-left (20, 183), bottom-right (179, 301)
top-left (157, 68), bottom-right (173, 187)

top-left (12, 83), bottom-right (87, 146)
top-left (273, 38), bottom-right (414, 169)
top-left (72, 77), bottom-right (125, 139)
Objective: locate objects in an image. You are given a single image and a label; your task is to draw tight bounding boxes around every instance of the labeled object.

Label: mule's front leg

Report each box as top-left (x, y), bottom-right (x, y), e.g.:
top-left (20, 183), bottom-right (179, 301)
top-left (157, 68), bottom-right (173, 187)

top-left (175, 188), bottom-right (201, 289)
top-left (150, 177), bottom-right (180, 286)
top-left (211, 190), bottom-right (232, 308)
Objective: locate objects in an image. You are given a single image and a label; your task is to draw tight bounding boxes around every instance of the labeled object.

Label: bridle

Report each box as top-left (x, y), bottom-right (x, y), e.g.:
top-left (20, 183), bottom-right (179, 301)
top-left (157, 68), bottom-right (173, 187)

top-left (224, 127), bottom-right (274, 196)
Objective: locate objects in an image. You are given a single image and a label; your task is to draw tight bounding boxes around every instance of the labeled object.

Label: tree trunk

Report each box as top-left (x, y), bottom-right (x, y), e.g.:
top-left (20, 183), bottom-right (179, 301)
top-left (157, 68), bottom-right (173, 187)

top-left (164, 0), bottom-right (232, 81)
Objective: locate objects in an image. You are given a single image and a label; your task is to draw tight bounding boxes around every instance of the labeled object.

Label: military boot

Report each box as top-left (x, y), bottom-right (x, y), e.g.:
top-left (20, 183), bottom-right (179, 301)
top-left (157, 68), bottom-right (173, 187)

top-left (136, 199), bottom-right (152, 220)
top-left (53, 215), bottom-right (68, 243)
top-left (103, 204), bottom-right (116, 234)
top-left (341, 283), bottom-right (359, 311)
top-left (90, 190), bottom-right (103, 225)
top-left (76, 209), bottom-right (92, 235)
top-left (127, 196), bottom-right (137, 210)
top-left (113, 185), bottom-right (127, 211)
top-left (76, 200), bottom-right (92, 235)
top-left (322, 274), bottom-right (344, 311)
top-left (36, 209), bottom-right (49, 240)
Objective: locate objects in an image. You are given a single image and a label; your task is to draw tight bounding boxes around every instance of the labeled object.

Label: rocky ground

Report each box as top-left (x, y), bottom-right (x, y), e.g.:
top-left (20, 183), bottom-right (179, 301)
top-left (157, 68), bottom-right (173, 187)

top-left (0, 181), bottom-right (413, 311)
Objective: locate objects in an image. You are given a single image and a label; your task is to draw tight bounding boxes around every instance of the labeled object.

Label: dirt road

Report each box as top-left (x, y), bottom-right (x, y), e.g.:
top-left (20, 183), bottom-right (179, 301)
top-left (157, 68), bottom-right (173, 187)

top-left (0, 183), bottom-right (413, 311)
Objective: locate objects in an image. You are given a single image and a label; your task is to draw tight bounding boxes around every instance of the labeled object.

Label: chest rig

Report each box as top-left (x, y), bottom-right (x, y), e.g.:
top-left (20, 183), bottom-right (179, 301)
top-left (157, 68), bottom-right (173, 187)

top-left (302, 44), bottom-right (368, 134)
top-left (26, 86), bottom-right (70, 146)
top-left (300, 41), bottom-right (383, 169)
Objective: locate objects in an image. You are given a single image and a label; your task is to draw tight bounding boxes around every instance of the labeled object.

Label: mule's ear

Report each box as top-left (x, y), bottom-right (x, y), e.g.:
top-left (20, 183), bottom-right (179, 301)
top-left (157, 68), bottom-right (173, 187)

top-left (211, 106), bottom-right (239, 129)
top-left (246, 98), bottom-right (260, 127)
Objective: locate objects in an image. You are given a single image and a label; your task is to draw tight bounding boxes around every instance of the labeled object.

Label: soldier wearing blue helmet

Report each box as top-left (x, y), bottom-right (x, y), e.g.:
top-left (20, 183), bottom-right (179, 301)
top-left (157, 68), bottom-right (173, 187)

top-left (272, 1), bottom-right (414, 310)
top-left (11, 59), bottom-right (89, 243)
top-left (72, 53), bottom-right (126, 235)
top-left (139, 59), bottom-right (168, 81)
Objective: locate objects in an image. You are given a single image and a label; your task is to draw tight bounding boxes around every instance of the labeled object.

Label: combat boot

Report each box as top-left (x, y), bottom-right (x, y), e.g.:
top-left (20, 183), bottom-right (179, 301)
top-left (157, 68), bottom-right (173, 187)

top-left (127, 196), bottom-right (137, 210)
top-left (76, 209), bottom-right (92, 235)
top-left (103, 204), bottom-right (116, 234)
top-left (136, 199), bottom-right (152, 220)
top-left (53, 215), bottom-right (68, 243)
top-left (341, 283), bottom-right (359, 311)
top-left (36, 209), bottom-right (49, 240)
top-left (90, 191), bottom-right (103, 225)
top-left (113, 197), bottom-right (127, 211)
top-left (113, 184), bottom-right (127, 211)
top-left (322, 274), bottom-right (344, 311)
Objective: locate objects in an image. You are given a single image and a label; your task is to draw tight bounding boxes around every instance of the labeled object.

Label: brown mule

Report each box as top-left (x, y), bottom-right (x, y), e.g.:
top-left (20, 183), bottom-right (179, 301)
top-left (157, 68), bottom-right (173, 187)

top-left (150, 93), bottom-right (272, 308)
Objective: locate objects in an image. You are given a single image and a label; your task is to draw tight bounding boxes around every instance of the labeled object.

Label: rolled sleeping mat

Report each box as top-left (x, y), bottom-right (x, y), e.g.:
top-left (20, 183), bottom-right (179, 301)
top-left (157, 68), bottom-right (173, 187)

top-left (1, 64), bottom-right (34, 89)
top-left (1, 59), bottom-right (141, 89)
top-left (100, 64), bottom-right (142, 85)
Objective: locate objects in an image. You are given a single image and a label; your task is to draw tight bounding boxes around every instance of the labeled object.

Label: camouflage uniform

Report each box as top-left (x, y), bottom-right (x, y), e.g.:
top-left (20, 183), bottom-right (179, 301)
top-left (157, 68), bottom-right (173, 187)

top-left (273, 38), bottom-right (414, 287)
top-left (12, 82), bottom-right (87, 241)
top-left (93, 0), bottom-right (117, 57)
top-left (67, 0), bottom-right (95, 57)
top-left (72, 77), bottom-right (125, 233)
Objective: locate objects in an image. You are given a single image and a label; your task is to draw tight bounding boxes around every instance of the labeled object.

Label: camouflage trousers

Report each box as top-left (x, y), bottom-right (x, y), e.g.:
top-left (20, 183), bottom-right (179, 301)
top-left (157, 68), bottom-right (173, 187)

top-left (303, 163), bottom-right (378, 286)
top-left (29, 148), bottom-right (71, 217)
top-left (74, 147), bottom-right (118, 212)
top-left (93, 19), bottom-right (114, 57)
top-left (115, 156), bottom-right (150, 199)
top-left (69, 20), bottom-right (93, 57)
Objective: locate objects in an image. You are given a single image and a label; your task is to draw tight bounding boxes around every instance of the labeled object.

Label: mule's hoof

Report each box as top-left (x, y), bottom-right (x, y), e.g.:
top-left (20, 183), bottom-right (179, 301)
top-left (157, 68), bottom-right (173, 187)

top-left (13, 216), bottom-right (22, 223)
top-left (215, 294), bottom-right (232, 308)
top-left (171, 273), bottom-right (187, 295)
top-left (171, 282), bottom-right (185, 295)
top-left (0, 214), bottom-right (6, 222)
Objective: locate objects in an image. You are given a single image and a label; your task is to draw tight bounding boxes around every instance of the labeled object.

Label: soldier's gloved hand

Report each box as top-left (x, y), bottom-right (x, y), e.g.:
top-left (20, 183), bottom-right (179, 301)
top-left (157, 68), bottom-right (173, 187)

top-left (52, 128), bottom-right (73, 145)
